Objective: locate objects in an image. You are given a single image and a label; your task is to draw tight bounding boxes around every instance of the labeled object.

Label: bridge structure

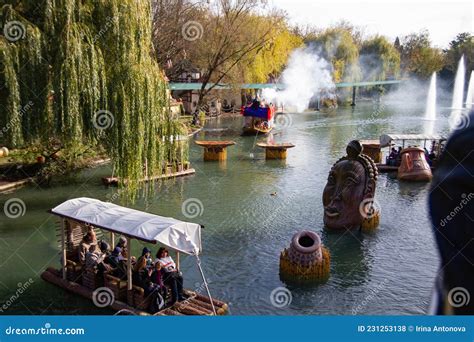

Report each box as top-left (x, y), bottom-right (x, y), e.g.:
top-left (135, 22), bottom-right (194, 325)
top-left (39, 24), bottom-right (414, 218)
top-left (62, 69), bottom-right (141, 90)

top-left (169, 79), bottom-right (404, 106)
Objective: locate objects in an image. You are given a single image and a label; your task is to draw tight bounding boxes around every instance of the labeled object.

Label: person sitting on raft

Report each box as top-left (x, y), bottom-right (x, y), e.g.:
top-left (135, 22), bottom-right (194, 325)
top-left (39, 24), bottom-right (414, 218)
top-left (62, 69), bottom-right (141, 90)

top-left (141, 247), bottom-right (153, 269)
top-left (85, 240), bottom-right (113, 278)
top-left (108, 247), bottom-right (128, 279)
top-left (78, 228), bottom-right (100, 265)
top-left (133, 256), bottom-right (165, 313)
top-left (115, 236), bottom-right (128, 259)
top-left (424, 147), bottom-right (433, 166)
top-left (155, 247), bottom-right (185, 304)
top-left (396, 147), bottom-right (403, 166)
top-left (251, 99), bottom-right (260, 110)
top-left (150, 261), bottom-right (168, 302)
top-left (133, 256), bottom-right (153, 291)
top-left (97, 241), bottom-right (113, 276)
top-left (388, 148), bottom-right (398, 166)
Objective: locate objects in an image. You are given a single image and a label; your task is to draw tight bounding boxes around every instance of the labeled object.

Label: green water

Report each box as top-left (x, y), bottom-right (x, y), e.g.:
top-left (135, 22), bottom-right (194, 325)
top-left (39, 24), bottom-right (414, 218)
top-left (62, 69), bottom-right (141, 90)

top-left (0, 101), bottom-right (452, 315)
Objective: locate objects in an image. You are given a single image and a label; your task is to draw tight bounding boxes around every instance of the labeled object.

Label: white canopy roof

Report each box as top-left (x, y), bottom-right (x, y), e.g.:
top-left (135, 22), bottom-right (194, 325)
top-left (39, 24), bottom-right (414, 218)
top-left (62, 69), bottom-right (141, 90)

top-left (51, 197), bottom-right (201, 255)
top-left (379, 134), bottom-right (446, 148)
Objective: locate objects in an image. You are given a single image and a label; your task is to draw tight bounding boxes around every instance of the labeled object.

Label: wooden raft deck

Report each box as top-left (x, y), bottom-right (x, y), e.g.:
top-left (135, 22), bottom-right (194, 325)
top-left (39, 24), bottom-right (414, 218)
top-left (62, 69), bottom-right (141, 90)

top-left (41, 268), bottom-right (228, 316)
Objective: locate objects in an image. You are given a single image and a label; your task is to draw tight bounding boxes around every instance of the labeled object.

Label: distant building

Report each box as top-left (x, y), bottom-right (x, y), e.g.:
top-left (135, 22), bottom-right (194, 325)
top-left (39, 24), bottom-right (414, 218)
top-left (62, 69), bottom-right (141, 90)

top-left (167, 59), bottom-right (202, 114)
top-left (167, 59), bottom-right (242, 116)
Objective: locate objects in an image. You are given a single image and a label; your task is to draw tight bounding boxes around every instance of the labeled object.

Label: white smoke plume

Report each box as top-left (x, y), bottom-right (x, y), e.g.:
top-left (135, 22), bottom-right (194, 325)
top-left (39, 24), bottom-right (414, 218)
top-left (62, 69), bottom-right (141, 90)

top-left (262, 47), bottom-right (335, 112)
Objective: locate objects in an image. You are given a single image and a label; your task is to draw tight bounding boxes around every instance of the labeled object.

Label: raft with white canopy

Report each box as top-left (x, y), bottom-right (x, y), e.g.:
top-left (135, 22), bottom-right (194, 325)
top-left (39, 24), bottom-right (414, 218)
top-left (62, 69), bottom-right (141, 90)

top-left (379, 133), bottom-right (446, 148)
top-left (41, 197), bottom-right (228, 316)
top-left (50, 197), bottom-right (202, 255)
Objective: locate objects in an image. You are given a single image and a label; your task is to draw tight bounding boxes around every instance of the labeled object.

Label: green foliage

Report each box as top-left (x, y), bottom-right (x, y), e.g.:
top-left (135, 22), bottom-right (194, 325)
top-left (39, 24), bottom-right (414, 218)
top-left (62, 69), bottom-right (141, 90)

top-left (444, 32), bottom-right (474, 76)
top-left (0, 0), bottom-right (188, 196)
top-left (307, 26), bottom-right (361, 83)
top-left (399, 31), bottom-right (445, 78)
top-left (241, 22), bottom-right (303, 83)
top-left (360, 35), bottom-right (400, 81)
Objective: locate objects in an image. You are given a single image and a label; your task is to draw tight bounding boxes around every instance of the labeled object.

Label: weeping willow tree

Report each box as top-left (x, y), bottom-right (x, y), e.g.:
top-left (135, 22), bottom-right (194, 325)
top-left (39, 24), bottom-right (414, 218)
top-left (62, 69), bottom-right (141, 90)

top-left (0, 0), bottom-right (188, 194)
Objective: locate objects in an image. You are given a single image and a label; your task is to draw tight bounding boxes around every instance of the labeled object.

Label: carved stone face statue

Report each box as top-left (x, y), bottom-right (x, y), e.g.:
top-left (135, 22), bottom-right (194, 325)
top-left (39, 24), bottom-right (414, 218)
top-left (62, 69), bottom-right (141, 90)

top-left (322, 141), bottom-right (377, 230)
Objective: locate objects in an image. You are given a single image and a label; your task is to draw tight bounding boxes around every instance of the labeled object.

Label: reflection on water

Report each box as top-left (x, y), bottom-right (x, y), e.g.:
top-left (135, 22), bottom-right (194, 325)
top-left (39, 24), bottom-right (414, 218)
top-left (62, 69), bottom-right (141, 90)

top-left (0, 101), bottom-right (451, 315)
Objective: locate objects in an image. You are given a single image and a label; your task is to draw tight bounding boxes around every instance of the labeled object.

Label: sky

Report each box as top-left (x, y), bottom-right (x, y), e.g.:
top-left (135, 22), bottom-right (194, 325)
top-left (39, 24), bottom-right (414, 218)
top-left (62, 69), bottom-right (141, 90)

top-left (271, 0), bottom-right (473, 48)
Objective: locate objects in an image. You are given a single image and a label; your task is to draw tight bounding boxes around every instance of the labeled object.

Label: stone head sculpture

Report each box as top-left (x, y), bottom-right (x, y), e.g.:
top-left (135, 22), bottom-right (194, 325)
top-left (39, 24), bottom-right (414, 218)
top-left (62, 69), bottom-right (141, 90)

top-left (322, 140), bottom-right (378, 230)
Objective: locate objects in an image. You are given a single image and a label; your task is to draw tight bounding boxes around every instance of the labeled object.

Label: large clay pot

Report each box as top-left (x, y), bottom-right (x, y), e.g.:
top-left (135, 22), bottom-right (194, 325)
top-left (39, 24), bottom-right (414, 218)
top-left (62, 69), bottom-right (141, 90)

top-left (280, 230), bottom-right (330, 282)
top-left (287, 231), bottom-right (322, 267)
top-left (397, 147), bottom-right (432, 182)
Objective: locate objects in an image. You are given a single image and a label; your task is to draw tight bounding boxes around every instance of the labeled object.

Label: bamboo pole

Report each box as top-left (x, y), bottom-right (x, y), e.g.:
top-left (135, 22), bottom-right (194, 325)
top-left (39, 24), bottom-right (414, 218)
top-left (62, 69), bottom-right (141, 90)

top-left (176, 251), bottom-right (180, 270)
top-left (61, 219), bottom-right (67, 280)
top-left (127, 237), bottom-right (132, 291)
top-left (110, 232), bottom-right (115, 248)
top-left (195, 255), bottom-right (216, 315)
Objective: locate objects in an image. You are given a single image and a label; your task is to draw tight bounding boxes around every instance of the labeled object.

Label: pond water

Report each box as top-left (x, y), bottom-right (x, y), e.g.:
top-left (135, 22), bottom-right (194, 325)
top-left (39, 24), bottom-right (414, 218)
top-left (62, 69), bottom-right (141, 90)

top-left (0, 100), bottom-right (452, 315)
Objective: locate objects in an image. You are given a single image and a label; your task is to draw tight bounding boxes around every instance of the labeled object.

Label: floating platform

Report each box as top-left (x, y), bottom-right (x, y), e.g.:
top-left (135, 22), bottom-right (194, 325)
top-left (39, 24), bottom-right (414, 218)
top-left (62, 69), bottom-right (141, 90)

top-left (102, 168), bottom-right (196, 186)
top-left (41, 267), bottom-right (228, 316)
top-left (195, 140), bottom-right (235, 161)
top-left (0, 177), bottom-right (33, 193)
top-left (360, 140), bottom-right (382, 163)
top-left (257, 143), bottom-right (295, 160)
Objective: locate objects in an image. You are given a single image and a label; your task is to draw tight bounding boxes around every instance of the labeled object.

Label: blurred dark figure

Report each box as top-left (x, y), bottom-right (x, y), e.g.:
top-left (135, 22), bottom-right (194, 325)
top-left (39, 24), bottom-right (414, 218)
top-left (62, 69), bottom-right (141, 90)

top-left (424, 147), bottom-right (432, 166)
top-left (429, 110), bottom-right (474, 314)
